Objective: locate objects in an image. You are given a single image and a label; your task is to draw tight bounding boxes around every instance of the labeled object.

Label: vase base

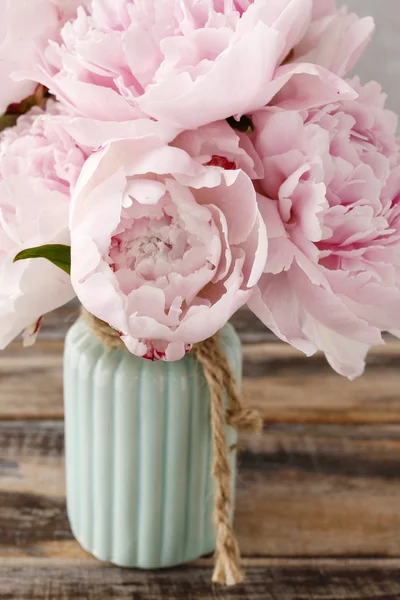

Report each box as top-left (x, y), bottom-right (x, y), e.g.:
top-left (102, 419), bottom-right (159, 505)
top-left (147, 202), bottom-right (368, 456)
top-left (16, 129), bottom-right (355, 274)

top-left (69, 512), bottom-right (216, 570)
top-left (76, 535), bottom-right (216, 570)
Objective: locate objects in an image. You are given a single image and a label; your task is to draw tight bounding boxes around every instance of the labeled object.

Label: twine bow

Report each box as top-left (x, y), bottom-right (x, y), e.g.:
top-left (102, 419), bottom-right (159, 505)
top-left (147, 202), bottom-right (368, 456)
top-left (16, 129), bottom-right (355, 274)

top-left (81, 308), bottom-right (262, 586)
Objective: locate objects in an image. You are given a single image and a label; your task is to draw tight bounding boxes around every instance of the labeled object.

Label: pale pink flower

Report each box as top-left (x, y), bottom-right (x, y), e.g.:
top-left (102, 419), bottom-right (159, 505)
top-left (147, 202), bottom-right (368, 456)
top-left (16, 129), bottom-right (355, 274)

top-left (0, 101), bottom-right (87, 348)
top-left (32, 0), bottom-right (355, 129)
top-left (293, 0), bottom-right (375, 77)
top-left (0, 0), bottom-right (86, 115)
top-left (249, 78), bottom-right (400, 379)
top-left (70, 122), bottom-right (267, 360)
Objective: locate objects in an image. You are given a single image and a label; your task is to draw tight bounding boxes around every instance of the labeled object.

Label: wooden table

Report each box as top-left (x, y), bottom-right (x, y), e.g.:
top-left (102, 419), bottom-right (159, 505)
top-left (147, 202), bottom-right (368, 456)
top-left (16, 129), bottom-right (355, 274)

top-left (1, 305), bottom-right (400, 599)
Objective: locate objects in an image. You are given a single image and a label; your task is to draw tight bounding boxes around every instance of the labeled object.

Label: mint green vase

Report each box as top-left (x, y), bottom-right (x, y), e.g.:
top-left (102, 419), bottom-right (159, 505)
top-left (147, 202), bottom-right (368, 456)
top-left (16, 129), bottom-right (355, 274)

top-left (63, 317), bottom-right (241, 569)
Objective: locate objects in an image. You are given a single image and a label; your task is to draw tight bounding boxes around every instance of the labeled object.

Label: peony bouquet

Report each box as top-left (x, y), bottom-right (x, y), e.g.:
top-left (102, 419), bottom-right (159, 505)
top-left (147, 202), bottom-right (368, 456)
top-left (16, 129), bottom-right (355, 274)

top-left (0, 0), bottom-right (399, 380)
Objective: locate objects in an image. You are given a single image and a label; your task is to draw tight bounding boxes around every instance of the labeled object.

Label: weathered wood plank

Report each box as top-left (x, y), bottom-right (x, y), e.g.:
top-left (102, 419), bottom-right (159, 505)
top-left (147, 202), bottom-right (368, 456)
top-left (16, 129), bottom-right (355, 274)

top-left (2, 338), bottom-right (400, 423)
top-left (243, 340), bottom-right (400, 423)
top-left (236, 423), bottom-right (400, 557)
top-left (2, 421), bottom-right (400, 559)
top-left (0, 562), bottom-right (400, 599)
top-left (0, 342), bottom-right (63, 419)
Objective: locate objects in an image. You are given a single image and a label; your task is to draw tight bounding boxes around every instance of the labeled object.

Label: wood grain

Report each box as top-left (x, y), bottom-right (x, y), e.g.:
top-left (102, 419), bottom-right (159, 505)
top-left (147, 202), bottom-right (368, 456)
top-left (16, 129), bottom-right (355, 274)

top-left (2, 421), bottom-right (400, 560)
top-left (2, 337), bottom-right (400, 423)
top-left (0, 342), bottom-right (63, 419)
top-left (236, 423), bottom-right (400, 557)
top-left (1, 562), bottom-right (400, 599)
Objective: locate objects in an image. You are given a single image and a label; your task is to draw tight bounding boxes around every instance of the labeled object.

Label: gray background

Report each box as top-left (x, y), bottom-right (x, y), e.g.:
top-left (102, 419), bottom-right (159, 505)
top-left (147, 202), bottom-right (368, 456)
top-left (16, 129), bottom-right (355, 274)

top-left (346, 0), bottom-right (400, 113)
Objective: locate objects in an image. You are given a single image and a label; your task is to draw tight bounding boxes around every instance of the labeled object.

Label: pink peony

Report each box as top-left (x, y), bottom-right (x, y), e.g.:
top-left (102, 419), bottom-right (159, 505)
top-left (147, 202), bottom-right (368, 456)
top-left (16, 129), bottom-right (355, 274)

top-left (293, 0), bottom-right (375, 77)
top-left (0, 101), bottom-right (87, 348)
top-left (33, 0), bottom-right (356, 128)
top-left (248, 78), bottom-right (400, 379)
top-left (0, 0), bottom-right (86, 115)
top-left (70, 122), bottom-right (267, 360)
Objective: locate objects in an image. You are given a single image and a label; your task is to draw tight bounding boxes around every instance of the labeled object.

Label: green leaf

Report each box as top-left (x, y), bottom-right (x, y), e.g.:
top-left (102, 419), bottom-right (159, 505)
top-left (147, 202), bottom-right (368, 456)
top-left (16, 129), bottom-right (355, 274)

top-left (226, 115), bottom-right (255, 134)
top-left (13, 244), bottom-right (71, 275)
top-left (0, 114), bottom-right (18, 133)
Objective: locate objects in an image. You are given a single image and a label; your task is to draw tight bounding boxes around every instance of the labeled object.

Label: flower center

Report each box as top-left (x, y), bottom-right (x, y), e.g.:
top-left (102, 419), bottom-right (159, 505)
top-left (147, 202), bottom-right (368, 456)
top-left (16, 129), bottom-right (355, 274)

top-left (105, 188), bottom-right (220, 309)
top-left (109, 211), bottom-right (189, 280)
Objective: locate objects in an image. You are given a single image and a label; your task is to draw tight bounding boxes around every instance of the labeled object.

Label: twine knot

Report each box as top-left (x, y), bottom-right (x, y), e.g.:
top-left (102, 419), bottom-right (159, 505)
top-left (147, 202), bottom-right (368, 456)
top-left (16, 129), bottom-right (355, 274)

top-left (82, 308), bottom-right (262, 586)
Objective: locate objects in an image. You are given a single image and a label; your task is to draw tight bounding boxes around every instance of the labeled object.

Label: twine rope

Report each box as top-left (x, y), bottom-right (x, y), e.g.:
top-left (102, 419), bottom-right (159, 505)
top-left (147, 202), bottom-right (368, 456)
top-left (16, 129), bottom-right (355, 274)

top-left (81, 308), bottom-right (262, 586)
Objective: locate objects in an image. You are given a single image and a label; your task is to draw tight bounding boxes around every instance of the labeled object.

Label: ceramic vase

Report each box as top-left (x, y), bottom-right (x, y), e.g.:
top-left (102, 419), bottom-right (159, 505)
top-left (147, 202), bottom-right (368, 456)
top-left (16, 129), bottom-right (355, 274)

top-left (63, 317), bottom-right (241, 569)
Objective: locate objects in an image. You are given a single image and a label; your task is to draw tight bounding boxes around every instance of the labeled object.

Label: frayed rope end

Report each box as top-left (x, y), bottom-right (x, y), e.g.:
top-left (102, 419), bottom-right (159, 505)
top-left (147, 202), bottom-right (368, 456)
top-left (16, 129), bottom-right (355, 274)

top-left (212, 545), bottom-right (244, 586)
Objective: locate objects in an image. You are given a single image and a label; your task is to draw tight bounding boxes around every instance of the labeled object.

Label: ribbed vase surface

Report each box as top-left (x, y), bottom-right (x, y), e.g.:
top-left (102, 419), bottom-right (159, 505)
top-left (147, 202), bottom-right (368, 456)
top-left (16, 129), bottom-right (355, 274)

top-left (63, 317), bottom-right (241, 569)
